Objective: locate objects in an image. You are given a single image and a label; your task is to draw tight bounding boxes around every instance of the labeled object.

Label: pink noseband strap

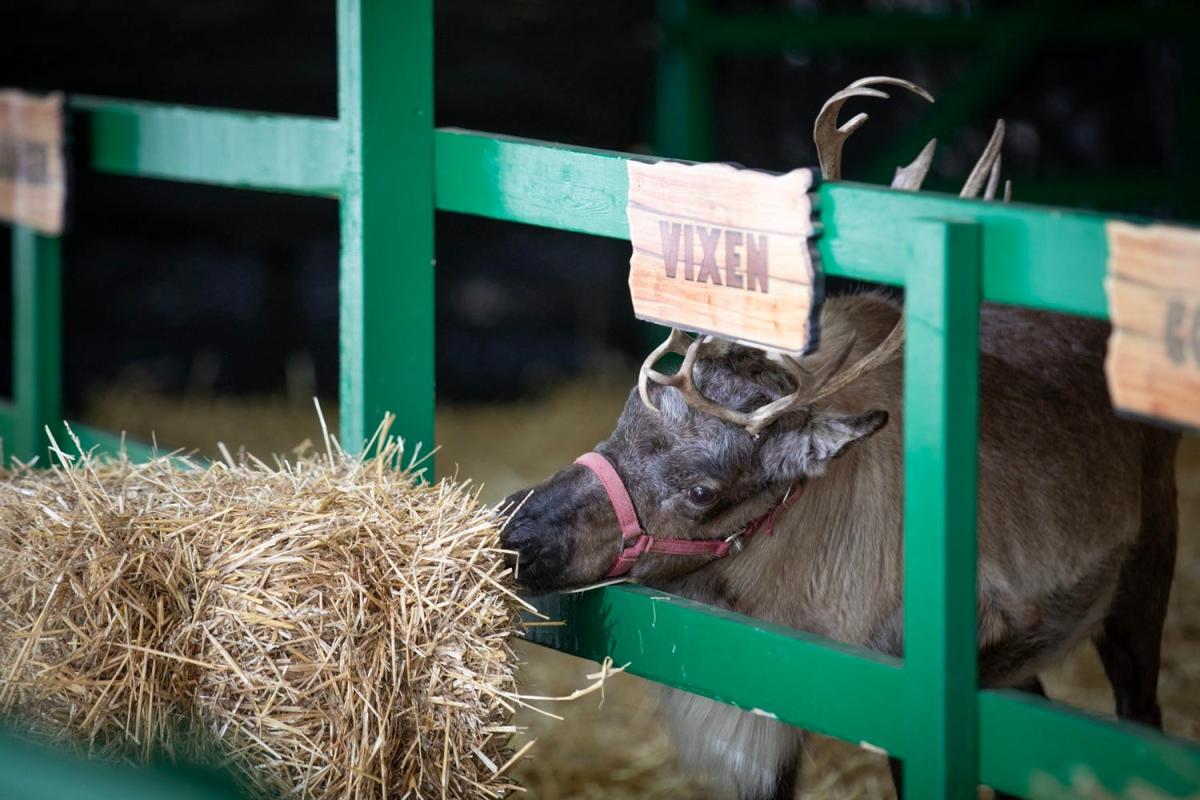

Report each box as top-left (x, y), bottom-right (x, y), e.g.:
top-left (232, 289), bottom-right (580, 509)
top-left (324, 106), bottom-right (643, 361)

top-left (574, 452), bottom-right (643, 543)
top-left (574, 451), bottom-right (802, 579)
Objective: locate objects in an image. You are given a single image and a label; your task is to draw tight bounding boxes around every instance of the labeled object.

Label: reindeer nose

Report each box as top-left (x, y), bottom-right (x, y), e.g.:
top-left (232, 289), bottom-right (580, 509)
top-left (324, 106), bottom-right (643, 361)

top-left (498, 515), bottom-right (537, 564)
top-left (498, 493), bottom-right (568, 590)
top-left (500, 522), bottom-right (554, 589)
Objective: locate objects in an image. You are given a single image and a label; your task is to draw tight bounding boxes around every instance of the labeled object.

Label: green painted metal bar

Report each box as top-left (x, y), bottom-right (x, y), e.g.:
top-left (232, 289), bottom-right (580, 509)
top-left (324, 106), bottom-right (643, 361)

top-left (69, 96), bottom-right (344, 196)
top-left (337, 0), bottom-right (435, 456)
top-left (11, 226), bottom-right (62, 465)
top-left (0, 730), bottom-right (244, 800)
top-left (677, 5), bottom-right (1198, 53)
top-left (432, 130), bottom-right (1118, 318)
top-left (655, 0), bottom-right (714, 161)
top-left (435, 128), bottom-right (650, 239)
top-left (901, 221), bottom-right (982, 799)
top-left (979, 690), bottom-right (1200, 798)
top-left (524, 585), bottom-right (907, 756)
top-left (817, 184), bottom-right (1112, 319)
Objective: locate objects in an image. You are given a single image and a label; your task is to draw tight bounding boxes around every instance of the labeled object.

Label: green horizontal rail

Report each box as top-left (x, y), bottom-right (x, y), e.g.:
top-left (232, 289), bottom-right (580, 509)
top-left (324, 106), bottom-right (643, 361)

top-left (435, 128), bottom-right (633, 237)
top-left (525, 585), bottom-right (907, 756)
top-left (0, 730), bottom-right (243, 800)
top-left (69, 96), bottom-right (344, 195)
top-left (434, 128), bottom-right (1116, 319)
top-left (818, 184), bottom-right (1110, 319)
top-left (435, 128), bottom-right (654, 237)
top-left (673, 5), bottom-right (1197, 53)
top-left (979, 690), bottom-right (1200, 798)
top-left (526, 586), bottom-right (1200, 797)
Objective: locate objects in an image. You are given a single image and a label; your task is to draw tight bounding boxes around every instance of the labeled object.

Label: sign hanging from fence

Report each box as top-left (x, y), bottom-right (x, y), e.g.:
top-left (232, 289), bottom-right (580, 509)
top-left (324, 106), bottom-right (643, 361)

top-left (626, 161), bottom-right (820, 355)
top-left (0, 91), bottom-right (66, 235)
top-left (1105, 221), bottom-right (1200, 429)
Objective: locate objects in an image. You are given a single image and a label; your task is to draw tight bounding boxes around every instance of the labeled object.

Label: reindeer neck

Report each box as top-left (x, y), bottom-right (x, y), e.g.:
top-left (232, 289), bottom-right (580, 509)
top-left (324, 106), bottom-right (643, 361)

top-left (663, 425), bottom-right (904, 645)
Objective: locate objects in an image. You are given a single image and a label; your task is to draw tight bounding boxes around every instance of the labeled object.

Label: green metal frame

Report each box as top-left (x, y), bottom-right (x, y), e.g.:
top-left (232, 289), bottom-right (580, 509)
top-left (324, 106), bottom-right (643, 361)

top-left (2, 1), bottom-right (1199, 798)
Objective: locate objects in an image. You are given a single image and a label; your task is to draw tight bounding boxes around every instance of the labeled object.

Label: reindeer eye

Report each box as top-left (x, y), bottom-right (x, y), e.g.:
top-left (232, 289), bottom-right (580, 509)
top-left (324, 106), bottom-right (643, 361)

top-left (687, 485), bottom-right (717, 505)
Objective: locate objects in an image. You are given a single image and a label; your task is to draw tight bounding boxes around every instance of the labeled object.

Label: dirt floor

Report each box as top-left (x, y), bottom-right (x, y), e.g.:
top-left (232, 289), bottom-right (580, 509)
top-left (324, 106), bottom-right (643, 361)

top-left (82, 380), bottom-right (1200, 799)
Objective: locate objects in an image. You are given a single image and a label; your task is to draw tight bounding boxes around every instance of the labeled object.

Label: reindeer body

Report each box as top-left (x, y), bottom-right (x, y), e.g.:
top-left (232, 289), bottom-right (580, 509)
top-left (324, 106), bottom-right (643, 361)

top-left (647, 294), bottom-right (1178, 799)
top-left (501, 75), bottom-right (1180, 800)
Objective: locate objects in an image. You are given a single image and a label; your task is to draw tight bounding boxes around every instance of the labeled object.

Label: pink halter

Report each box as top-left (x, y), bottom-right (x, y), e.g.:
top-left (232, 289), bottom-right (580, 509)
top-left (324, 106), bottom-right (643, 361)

top-left (574, 452), bottom-right (803, 578)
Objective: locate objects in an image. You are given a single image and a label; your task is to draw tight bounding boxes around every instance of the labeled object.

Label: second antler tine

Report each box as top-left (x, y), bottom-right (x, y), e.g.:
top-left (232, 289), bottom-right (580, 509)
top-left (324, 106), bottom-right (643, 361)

top-left (960, 119), bottom-right (1006, 199)
top-left (809, 318), bottom-right (905, 406)
top-left (814, 87), bottom-right (888, 180)
top-left (847, 75), bottom-right (935, 104)
top-left (891, 138), bottom-right (938, 191)
top-left (814, 77), bottom-right (935, 181)
top-left (813, 332), bottom-right (859, 389)
top-left (1003, 179), bottom-right (1013, 203)
top-left (983, 153), bottom-right (1002, 201)
top-left (774, 351), bottom-right (815, 382)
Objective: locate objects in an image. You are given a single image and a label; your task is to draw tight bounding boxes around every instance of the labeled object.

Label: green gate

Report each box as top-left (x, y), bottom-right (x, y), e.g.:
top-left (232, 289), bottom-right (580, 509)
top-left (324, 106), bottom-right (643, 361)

top-left (3, 2), bottom-right (1199, 798)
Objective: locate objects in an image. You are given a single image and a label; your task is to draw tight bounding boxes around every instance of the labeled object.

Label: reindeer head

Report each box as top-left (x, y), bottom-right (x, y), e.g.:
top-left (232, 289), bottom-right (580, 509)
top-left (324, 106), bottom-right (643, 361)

top-left (501, 77), bottom-right (1008, 591)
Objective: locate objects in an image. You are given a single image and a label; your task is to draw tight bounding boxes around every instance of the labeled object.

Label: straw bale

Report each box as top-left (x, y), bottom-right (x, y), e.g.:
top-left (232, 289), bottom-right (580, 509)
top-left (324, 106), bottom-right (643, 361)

top-left (0, 420), bottom-right (525, 799)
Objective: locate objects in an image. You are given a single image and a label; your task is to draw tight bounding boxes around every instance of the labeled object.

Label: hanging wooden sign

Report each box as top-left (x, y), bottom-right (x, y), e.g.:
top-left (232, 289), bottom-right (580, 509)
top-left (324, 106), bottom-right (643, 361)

top-left (626, 161), bottom-right (820, 355)
top-left (1105, 221), bottom-right (1200, 429)
top-left (0, 91), bottom-right (66, 235)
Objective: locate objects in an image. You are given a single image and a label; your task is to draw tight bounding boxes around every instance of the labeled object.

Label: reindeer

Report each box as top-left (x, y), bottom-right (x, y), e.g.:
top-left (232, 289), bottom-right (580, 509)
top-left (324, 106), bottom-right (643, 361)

top-left (501, 78), bottom-right (1180, 800)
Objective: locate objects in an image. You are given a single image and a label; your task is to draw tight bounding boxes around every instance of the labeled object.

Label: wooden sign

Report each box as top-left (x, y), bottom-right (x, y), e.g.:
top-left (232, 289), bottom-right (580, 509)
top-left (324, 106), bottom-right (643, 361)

top-left (0, 91), bottom-right (66, 234)
top-left (1105, 221), bottom-right (1200, 429)
top-left (626, 161), bottom-right (819, 355)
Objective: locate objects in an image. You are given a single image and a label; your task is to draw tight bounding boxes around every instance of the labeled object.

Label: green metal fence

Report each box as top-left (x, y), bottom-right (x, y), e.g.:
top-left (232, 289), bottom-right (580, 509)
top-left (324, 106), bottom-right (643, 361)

top-left (3, 1), bottom-right (1199, 798)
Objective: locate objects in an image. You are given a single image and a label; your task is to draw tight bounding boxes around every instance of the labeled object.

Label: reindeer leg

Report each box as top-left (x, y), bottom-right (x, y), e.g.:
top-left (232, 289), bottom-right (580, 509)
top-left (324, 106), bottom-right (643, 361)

top-left (1093, 442), bottom-right (1178, 729)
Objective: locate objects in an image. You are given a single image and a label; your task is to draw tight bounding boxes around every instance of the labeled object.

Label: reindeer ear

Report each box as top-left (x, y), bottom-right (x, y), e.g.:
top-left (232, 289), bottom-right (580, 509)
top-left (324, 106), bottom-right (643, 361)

top-left (756, 409), bottom-right (888, 479)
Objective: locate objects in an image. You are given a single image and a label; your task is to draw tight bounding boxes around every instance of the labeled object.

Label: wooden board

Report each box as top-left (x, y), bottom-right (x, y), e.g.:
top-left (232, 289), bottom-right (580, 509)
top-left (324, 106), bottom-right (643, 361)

top-left (626, 160), bottom-right (818, 354)
top-left (1105, 221), bottom-right (1200, 429)
top-left (0, 90), bottom-right (66, 234)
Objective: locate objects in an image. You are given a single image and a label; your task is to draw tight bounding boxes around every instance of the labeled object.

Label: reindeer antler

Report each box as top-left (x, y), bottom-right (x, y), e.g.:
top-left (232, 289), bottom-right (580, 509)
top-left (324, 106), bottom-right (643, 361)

top-left (638, 330), bottom-right (759, 430)
top-left (638, 77), bottom-right (1012, 435)
top-left (813, 76), bottom-right (935, 188)
top-left (960, 119), bottom-right (1008, 200)
top-left (639, 321), bottom-right (904, 437)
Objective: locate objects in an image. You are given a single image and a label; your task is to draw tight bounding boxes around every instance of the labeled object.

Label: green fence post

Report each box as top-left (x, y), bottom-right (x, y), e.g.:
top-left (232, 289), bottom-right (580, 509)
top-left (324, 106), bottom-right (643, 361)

top-left (11, 226), bottom-right (62, 465)
top-left (902, 220), bottom-right (981, 799)
top-left (656, 0), bottom-right (714, 161)
top-left (337, 0), bottom-right (435, 460)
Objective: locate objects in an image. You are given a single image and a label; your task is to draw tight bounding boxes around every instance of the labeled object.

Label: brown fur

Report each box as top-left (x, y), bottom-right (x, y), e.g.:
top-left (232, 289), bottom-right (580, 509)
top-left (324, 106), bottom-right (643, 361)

top-left (502, 293), bottom-right (1179, 800)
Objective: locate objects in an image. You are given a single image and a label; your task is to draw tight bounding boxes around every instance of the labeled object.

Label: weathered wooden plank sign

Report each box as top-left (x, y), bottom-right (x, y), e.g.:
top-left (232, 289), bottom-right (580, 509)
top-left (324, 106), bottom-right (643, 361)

top-left (0, 91), bottom-right (66, 234)
top-left (626, 161), bottom-right (819, 354)
top-left (1105, 221), bottom-right (1200, 429)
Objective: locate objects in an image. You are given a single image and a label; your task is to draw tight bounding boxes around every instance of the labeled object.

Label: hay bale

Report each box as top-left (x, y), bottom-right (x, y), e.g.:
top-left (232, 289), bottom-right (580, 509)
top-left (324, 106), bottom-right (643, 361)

top-left (0, 421), bottom-right (524, 799)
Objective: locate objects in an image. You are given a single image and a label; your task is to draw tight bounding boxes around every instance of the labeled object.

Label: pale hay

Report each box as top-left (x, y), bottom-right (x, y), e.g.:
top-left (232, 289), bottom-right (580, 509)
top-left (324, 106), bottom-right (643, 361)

top-left (0, 418), bottom-right (525, 800)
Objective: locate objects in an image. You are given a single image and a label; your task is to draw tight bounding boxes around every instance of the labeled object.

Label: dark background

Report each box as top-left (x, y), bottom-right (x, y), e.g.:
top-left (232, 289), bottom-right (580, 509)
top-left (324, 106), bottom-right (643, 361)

top-left (0, 0), bottom-right (1195, 411)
